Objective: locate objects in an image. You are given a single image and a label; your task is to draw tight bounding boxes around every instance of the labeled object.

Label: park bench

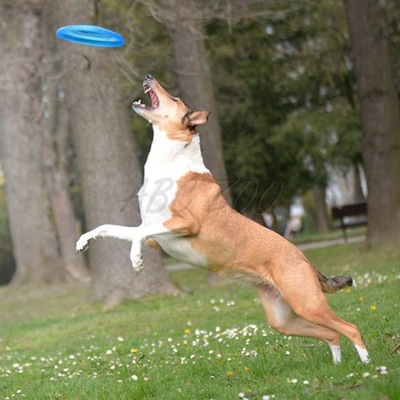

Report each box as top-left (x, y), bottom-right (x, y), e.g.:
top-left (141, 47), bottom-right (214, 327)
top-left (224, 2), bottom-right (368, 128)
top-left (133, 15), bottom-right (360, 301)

top-left (331, 201), bottom-right (368, 241)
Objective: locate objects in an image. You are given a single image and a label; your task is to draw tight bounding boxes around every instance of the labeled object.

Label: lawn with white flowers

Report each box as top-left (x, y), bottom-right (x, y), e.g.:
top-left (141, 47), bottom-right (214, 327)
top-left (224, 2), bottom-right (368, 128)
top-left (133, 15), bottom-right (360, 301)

top-left (1, 243), bottom-right (399, 400)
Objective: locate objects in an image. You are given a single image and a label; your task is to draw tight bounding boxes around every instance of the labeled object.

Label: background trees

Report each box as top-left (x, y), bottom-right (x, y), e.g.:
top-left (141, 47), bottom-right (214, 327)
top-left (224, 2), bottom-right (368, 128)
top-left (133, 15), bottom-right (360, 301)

top-left (56, 0), bottom-right (177, 305)
top-left (157, 0), bottom-right (231, 200)
top-left (0, 0), bottom-right (177, 304)
top-left (0, 0), bottom-right (65, 284)
top-left (0, 0), bottom-right (399, 294)
top-left (207, 1), bottom-right (362, 229)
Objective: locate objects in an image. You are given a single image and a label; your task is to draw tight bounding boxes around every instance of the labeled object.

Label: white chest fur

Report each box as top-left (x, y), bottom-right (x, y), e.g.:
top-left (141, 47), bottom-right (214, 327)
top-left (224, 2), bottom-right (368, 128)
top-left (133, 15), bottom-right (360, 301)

top-left (156, 236), bottom-right (208, 267)
top-left (138, 126), bottom-right (209, 226)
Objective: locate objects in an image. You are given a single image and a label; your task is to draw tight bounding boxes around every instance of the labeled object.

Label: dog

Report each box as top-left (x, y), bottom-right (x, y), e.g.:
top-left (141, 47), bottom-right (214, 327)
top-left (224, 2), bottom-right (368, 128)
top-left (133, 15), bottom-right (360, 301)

top-left (76, 75), bottom-right (369, 364)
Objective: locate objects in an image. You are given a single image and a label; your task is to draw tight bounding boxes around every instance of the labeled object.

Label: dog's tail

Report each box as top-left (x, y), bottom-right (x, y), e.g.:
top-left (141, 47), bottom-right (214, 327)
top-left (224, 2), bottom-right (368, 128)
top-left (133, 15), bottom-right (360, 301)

top-left (316, 269), bottom-right (353, 294)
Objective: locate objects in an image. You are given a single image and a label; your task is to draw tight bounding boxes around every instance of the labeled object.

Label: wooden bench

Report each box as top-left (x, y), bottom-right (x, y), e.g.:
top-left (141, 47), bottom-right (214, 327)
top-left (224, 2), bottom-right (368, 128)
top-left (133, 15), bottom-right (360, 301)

top-left (331, 202), bottom-right (368, 241)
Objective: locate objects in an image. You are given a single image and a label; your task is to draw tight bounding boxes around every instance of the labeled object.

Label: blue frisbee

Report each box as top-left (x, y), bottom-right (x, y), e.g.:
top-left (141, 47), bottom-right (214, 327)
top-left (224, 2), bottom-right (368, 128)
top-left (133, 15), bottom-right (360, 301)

top-left (56, 25), bottom-right (124, 48)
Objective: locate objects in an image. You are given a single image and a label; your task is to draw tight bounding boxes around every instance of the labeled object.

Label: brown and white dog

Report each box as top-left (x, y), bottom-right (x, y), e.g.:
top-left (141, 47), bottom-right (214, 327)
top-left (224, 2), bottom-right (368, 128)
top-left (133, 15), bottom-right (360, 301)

top-left (76, 75), bottom-right (369, 364)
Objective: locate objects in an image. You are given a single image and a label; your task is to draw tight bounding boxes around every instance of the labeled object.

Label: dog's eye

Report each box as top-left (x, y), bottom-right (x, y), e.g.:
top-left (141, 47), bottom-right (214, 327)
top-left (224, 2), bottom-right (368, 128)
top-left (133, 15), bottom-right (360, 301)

top-left (170, 96), bottom-right (179, 102)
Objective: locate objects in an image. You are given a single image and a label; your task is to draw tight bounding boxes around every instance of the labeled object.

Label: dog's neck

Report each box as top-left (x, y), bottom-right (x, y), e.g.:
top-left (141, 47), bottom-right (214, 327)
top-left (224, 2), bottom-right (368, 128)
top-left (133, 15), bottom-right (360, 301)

top-left (144, 125), bottom-right (209, 178)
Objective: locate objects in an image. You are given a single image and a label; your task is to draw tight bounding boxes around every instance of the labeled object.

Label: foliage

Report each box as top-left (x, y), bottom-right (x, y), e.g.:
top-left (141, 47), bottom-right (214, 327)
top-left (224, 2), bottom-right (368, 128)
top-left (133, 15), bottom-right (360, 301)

top-left (98, 0), bottom-right (365, 215)
top-left (206, 0), bottom-right (363, 212)
top-left (1, 243), bottom-right (399, 399)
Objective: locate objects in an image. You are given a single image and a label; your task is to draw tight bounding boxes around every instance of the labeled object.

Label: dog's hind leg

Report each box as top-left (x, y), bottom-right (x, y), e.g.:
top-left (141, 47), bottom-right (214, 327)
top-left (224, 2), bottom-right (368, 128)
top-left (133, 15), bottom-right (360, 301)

top-left (269, 262), bottom-right (370, 363)
top-left (257, 284), bottom-right (342, 363)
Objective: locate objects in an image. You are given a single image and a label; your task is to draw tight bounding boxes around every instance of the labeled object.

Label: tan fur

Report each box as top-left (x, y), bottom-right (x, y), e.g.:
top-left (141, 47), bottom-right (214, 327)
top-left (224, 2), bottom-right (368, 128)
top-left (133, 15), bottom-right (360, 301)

top-left (132, 75), bottom-right (369, 363)
top-left (162, 170), bottom-right (368, 355)
top-left (77, 76), bottom-right (369, 362)
top-left (145, 238), bottom-right (161, 250)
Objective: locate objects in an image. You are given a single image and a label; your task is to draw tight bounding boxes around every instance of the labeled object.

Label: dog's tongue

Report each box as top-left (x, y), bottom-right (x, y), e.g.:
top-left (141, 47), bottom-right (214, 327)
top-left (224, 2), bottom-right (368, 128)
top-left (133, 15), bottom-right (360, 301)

top-left (148, 90), bottom-right (159, 108)
top-left (144, 85), bottom-right (159, 108)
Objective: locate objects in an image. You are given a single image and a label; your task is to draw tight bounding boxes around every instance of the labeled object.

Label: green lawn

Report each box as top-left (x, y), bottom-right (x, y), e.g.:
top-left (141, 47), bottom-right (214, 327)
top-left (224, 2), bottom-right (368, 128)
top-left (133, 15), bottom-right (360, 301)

top-left (293, 226), bottom-right (367, 245)
top-left (0, 243), bottom-right (399, 400)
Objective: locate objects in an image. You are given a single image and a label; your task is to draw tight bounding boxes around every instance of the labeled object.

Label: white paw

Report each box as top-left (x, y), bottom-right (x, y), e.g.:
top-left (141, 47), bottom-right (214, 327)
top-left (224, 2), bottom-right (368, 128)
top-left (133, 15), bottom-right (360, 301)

top-left (361, 354), bottom-right (371, 364)
top-left (130, 236), bottom-right (144, 274)
top-left (355, 345), bottom-right (370, 364)
top-left (329, 343), bottom-right (341, 364)
top-left (131, 254), bottom-right (144, 274)
top-left (76, 234), bottom-right (92, 253)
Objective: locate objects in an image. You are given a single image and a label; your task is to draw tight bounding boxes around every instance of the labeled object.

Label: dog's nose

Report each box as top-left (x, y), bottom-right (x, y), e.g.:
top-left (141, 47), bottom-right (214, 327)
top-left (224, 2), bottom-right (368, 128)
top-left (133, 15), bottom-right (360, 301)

top-left (146, 74), bottom-right (154, 80)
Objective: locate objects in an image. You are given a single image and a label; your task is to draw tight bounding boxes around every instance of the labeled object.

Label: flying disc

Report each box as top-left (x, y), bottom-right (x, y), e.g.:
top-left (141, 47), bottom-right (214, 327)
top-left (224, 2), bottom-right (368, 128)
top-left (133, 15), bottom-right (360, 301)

top-left (56, 25), bottom-right (124, 48)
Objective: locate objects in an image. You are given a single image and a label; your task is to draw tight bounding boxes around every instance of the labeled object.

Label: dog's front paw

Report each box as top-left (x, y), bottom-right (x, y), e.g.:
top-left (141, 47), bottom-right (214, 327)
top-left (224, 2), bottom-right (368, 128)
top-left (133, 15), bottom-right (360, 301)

top-left (76, 234), bottom-right (92, 253)
top-left (131, 253), bottom-right (144, 274)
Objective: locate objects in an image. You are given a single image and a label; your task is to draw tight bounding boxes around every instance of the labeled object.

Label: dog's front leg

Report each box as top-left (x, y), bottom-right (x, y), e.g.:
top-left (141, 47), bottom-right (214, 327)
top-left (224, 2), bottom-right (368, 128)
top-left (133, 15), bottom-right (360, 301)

top-left (128, 223), bottom-right (175, 274)
top-left (129, 237), bottom-right (145, 274)
top-left (76, 223), bottom-right (174, 271)
top-left (76, 222), bottom-right (191, 274)
top-left (76, 224), bottom-right (145, 273)
top-left (76, 224), bottom-right (138, 253)
top-left (129, 222), bottom-right (193, 274)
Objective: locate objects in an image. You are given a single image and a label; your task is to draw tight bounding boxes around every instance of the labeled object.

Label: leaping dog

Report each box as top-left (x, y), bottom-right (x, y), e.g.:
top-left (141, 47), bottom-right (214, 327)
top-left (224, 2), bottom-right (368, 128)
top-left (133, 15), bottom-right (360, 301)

top-left (76, 75), bottom-right (369, 364)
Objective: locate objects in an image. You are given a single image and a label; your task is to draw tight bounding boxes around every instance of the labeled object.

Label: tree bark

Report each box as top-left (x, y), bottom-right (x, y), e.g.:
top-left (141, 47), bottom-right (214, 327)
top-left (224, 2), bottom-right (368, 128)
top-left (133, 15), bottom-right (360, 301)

top-left (313, 186), bottom-right (330, 233)
top-left (0, 0), bottom-right (65, 284)
top-left (344, 0), bottom-right (400, 247)
top-left (352, 163), bottom-right (365, 203)
top-left (56, 0), bottom-right (176, 305)
top-left (158, 0), bottom-right (231, 202)
top-left (41, 3), bottom-right (88, 281)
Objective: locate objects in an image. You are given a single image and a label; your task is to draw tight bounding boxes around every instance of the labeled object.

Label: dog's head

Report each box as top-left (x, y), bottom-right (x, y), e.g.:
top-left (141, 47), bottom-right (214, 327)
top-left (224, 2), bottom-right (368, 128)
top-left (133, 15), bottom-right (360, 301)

top-left (132, 75), bottom-right (210, 142)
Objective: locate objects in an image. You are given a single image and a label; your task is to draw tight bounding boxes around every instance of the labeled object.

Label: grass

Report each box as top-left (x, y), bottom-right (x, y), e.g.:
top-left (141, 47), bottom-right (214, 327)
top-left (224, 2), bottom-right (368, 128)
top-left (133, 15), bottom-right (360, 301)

top-left (0, 243), bottom-right (399, 400)
top-left (293, 226), bottom-right (367, 245)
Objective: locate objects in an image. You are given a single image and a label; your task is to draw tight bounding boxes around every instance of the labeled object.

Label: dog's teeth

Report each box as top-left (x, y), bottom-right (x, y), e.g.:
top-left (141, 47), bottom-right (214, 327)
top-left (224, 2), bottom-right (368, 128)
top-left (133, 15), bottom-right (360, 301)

top-left (137, 99), bottom-right (141, 104)
top-left (144, 87), bottom-right (151, 94)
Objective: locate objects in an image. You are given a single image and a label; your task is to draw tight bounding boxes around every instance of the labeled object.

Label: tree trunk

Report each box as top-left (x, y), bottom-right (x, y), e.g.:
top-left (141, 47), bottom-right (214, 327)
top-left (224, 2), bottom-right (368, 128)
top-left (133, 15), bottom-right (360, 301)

top-left (313, 185), bottom-right (330, 233)
top-left (56, 0), bottom-right (176, 305)
top-left (344, 0), bottom-right (400, 247)
top-left (0, 0), bottom-right (65, 284)
top-left (41, 3), bottom-right (88, 281)
top-left (352, 163), bottom-right (365, 203)
top-left (158, 0), bottom-right (231, 202)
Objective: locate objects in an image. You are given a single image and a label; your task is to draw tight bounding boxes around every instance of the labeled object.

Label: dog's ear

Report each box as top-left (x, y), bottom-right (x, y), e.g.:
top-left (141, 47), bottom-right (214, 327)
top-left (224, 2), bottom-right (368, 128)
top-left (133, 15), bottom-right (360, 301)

top-left (185, 110), bottom-right (211, 127)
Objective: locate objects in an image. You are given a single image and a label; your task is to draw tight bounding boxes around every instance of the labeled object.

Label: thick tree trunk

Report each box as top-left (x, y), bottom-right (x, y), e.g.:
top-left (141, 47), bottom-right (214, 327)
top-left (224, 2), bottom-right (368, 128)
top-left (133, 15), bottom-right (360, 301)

top-left (158, 0), bottom-right (231, 202)
top-left (57, 0), bottom-right (176, 305)
top-left (0, 0), bottom-right (65, 284)
top-left (344, 0), bottom-right (400, 247)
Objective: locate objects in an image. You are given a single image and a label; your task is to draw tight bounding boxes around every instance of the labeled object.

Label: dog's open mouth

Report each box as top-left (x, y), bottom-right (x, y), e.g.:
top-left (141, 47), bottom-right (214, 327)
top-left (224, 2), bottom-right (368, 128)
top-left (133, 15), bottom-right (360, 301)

top-left (133, 83), bottom-right (159, 110)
